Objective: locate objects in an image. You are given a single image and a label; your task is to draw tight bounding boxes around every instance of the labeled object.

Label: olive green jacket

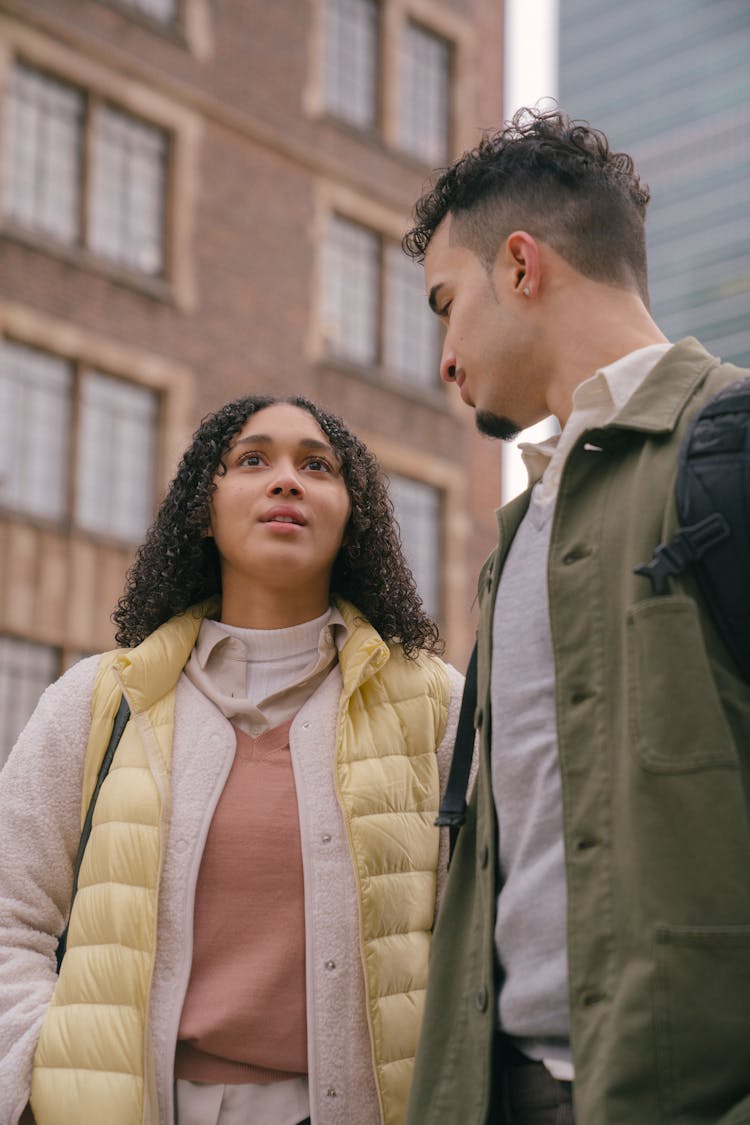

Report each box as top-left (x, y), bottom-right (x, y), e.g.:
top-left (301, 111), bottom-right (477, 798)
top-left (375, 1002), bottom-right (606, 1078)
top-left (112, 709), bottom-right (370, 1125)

top-left (407, 339), bottom-right (750, 1125)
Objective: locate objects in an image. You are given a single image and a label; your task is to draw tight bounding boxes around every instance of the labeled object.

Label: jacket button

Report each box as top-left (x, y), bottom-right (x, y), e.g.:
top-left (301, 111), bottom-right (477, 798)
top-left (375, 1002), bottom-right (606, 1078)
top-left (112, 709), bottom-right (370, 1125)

top-left (571, 690), bottom-right (591, 705)
top-left (326, 1087), bottom-right (337, 1097)
top-left (321, 833), bottom-right (332, 844)
top-left (480, 842), bottom-right (489, 868)
top-left (325, 959), bottom-right (336, 970)
top-left (302, 721), bottom-right (311, 729)
top-left (475, 985), bottom-right (488, 1012)
top-left (475, 707), bottom-right (484, 729)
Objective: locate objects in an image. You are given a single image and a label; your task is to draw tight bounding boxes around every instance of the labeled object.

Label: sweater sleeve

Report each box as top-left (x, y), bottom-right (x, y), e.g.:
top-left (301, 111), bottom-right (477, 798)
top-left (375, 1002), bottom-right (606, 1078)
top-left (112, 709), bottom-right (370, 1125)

top-left (0, 656), bottom-right (99, 1125)
top-left (434, 662), bottom-right (469, 913)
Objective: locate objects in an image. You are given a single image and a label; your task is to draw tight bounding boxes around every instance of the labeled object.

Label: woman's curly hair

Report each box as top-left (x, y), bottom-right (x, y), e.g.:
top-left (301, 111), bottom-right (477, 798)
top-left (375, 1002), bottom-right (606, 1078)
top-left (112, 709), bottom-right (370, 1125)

top-left (112, 394), bottom-right (442, 658)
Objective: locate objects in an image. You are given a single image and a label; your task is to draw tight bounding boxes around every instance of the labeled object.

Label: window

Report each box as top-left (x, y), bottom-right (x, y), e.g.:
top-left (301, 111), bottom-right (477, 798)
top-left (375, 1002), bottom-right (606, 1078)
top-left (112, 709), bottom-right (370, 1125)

top-left (0, 636), bottom-right (58, 765)
top-left (388, 474), bottom-right (441, 618)
top-left (2, 61), bottom-right (169, 277)
top-left (323, 215), bottom-right (440, 387)
top-left (88, 105), bottom-right (167, 275)
top-left (384, 245), bottom-right (440, 386)
top-left (324, 0), bottom-right (379, 130)
top-left (76, 371), bottom-right (159, 541)
top-left (323, 215), bottom-right (380, 365)
top-left (0, 341), bottom-right (73, 520)
top-left (0, 339), bottom-right (158, 542)
top-left (400, 21), bottom-right (451, 164)
top-left (2, 63), bottom-right (84, 244)
top-left (117, 0), bottom-right (179, 20)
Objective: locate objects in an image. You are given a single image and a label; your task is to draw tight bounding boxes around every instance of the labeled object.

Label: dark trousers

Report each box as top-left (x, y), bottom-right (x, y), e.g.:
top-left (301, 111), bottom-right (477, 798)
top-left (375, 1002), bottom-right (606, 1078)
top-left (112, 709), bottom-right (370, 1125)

top-left (489, 1037), bottom-right (575, 1125)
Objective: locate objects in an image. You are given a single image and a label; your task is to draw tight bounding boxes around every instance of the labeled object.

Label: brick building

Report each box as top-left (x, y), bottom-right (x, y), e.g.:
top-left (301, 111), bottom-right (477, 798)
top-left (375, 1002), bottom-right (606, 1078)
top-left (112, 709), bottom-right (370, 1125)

top-left (0, 0), bottom-right (504, 757)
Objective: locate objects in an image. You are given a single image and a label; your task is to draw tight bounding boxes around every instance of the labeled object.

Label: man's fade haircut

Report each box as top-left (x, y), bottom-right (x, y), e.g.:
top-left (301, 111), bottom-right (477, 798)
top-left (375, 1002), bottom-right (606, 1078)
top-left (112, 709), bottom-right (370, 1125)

top-left (403, 106), bottom-right (652, 303)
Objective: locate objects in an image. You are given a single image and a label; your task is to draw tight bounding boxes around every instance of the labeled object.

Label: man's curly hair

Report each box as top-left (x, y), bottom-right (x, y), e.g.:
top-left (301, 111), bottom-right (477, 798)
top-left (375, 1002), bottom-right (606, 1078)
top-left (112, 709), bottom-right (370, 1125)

top-left (112, 394), bottom-right (442, 658)
top-left (403, 106), bottom-right (652, 302)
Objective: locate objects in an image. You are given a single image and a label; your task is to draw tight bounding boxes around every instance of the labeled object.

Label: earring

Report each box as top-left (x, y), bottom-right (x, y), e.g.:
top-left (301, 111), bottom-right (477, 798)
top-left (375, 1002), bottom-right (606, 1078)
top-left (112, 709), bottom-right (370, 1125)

top-left (523, 286), bottom-right (531, 297)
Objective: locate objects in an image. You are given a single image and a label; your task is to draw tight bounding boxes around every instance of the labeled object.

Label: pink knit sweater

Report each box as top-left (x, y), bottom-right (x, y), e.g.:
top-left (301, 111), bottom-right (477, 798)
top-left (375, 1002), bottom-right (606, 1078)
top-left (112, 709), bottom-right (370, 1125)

top-left (174, 720), bottom-right (308, 1084)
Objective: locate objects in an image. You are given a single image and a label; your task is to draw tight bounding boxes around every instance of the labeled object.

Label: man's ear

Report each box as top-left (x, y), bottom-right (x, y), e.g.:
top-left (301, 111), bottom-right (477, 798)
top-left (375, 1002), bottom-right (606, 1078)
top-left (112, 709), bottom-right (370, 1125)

top-left (500, 230), bottom-right (541, 299)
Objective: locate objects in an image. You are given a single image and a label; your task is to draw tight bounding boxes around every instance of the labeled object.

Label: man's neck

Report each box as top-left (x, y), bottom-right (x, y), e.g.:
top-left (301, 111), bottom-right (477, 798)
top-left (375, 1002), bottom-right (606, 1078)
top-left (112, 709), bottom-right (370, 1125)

top-left (545, 288), bottom-right (668, 427)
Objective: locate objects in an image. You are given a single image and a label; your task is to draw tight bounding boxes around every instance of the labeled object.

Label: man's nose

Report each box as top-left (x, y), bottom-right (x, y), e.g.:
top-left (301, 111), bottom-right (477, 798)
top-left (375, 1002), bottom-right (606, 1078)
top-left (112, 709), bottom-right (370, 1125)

top-left (440, 342), bottom-right (458, 384)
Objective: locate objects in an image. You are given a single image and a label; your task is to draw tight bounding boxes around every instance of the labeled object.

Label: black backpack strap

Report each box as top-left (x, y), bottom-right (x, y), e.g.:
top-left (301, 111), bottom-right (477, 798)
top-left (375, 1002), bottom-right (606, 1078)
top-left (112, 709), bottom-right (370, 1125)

top-left (634, 375), bottom-right (750, 679)
top-left (56, 694), bottom-right (131, 971)
top-left (435, 643), bottom-right (478, 862)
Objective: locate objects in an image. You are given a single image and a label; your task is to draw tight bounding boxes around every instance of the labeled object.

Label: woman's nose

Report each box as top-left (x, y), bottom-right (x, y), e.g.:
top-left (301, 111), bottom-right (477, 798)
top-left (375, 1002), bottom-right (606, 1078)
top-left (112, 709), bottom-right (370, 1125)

top-left (268, 468), bottom-right (304, 497)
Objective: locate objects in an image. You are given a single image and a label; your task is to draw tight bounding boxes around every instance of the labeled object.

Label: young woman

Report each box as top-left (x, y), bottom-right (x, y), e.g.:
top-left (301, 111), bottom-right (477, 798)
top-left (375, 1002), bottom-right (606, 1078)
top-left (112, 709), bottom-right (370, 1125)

top-left (0, 395), bottom-right (463, 1125)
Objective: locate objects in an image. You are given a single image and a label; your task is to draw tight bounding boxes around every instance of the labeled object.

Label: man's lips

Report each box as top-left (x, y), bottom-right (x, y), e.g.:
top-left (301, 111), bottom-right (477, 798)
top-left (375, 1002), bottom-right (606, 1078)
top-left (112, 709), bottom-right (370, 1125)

top-left (261, 507), bottom-right (307, 526)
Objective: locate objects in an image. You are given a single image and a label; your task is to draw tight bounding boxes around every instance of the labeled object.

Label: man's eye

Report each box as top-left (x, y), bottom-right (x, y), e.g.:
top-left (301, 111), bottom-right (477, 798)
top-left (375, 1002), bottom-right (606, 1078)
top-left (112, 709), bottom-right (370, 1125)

top-left (238, 452), bottom-right (263, 466)
top-left (306, 458), bottom-right (332, 472)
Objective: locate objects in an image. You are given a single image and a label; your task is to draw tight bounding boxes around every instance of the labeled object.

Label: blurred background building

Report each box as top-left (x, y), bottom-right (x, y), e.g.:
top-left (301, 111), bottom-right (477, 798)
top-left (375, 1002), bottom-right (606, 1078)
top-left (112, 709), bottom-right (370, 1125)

top-left (0, 0), bottom-right (504, 757)
top-left (559, 0), bottom-right (750, 366)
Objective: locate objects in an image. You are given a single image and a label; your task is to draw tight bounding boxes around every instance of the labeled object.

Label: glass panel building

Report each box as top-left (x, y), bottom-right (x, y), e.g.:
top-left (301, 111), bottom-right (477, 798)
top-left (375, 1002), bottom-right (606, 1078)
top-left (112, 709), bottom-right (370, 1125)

top-left (559, 0), bottom-right (750, 366)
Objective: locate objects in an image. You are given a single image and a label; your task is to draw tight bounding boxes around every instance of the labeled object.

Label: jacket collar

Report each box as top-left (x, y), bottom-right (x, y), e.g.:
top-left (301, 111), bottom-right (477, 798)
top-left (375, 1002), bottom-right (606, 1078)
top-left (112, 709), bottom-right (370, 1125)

top-left (604, 337), bottom-right (716, 434)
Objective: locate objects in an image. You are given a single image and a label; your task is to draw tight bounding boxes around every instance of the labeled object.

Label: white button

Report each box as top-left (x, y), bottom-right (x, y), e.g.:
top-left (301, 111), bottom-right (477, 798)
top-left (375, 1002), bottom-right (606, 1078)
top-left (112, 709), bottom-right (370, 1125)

top-left (321, 833), bottom-right (332, 844)
top-left (326, 1087), bottom-right (337, 1098)
top-left (325, 959), bottom-right (336, 970)
top-left (302, 721), bottom-right (311, 729)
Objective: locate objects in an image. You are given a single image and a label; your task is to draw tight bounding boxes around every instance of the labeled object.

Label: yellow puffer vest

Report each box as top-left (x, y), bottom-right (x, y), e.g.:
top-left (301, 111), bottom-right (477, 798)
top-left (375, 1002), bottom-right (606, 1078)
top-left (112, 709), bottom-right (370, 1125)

top-left (30, 599), bottom-right (450, 1125)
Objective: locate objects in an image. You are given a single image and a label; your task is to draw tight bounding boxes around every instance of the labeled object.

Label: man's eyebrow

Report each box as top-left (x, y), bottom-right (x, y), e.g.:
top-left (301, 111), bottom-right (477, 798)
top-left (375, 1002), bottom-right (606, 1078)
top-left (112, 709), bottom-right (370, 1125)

top-left (428, 283), bottom-right (445, 314)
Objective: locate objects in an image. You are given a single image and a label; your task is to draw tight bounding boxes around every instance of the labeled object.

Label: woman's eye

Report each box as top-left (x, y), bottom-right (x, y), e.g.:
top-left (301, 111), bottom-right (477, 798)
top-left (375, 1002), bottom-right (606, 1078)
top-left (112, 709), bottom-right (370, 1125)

top-left (238, 452), bottom-right (263, 466)
top-left (305, 458), bottom-right (332, 473)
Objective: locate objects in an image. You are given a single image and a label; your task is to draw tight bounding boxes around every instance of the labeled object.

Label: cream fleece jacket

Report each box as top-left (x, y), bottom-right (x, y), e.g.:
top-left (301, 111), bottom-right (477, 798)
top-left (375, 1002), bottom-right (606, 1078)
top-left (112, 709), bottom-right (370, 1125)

top-left (0, 653), bottom-right (464, 1125)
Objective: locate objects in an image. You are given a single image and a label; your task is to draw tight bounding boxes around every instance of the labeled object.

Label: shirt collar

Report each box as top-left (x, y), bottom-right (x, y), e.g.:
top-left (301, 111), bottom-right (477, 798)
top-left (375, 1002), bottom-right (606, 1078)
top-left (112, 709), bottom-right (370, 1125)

top-left (192, 605), bottom-right (349, 670)
top-left (519, 342), bottom-right (672, 487)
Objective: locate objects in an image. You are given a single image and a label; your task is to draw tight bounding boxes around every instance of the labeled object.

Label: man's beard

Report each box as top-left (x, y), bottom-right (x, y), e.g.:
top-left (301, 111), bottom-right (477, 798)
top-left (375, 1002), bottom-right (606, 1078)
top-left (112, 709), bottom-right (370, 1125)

top-left (475, 409), bottom-right (520, 441)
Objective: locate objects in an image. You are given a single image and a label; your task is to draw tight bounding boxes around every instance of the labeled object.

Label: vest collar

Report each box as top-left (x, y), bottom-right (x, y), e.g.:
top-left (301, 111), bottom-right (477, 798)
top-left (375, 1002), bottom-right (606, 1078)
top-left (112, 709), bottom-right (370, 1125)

top-left (112, 596), bottom-right (389, 712)
top-left (112, 598), bottom-right (219, 713)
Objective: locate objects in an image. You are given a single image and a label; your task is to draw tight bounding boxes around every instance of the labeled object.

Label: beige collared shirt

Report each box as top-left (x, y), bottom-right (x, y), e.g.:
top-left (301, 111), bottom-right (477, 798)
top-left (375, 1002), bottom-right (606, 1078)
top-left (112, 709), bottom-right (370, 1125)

top-left (184, 606), bottom-right (348, 736)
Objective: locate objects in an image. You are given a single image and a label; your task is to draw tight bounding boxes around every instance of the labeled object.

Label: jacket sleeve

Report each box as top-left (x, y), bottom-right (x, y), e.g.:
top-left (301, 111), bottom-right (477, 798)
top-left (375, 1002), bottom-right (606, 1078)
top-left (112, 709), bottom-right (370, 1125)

top-left (434, 662), bottom-right (469, 912)
top-left (0, 656), bottom-right (99, 1125)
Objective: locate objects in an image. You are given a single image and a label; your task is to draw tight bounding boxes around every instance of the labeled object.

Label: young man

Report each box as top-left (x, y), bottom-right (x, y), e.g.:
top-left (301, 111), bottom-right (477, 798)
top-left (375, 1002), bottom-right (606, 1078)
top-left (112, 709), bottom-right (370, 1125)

top-left (403, 108), bottom-right (750, 1125)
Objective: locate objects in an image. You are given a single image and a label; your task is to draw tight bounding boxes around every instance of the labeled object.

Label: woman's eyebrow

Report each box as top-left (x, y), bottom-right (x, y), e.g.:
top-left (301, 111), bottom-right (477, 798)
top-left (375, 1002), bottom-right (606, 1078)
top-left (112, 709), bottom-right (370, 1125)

top-left (232, 434), bottom-right (340, 461)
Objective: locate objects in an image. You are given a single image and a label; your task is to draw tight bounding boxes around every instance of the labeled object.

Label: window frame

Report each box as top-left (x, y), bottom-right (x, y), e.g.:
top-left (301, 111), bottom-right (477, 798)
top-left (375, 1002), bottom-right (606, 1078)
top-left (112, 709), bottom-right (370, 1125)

top-left (322, 0), bottom-right (382, 134)
top-left (308, 0), bottom-right (469, 167)
top-left (0, 26), bottom-right (200, 310)
top-left (0, 335), bottom-right (162, 546)
top-left (0, 633), bottom-right (62, 764)
top-left (2, 60), bottom-right (172, 281)
top-left (397, 17), bottom-right (453, 165)
top-left (320, 205), bottom-right (442, 395)
top-left (387, 471), bottom-right (444, 619)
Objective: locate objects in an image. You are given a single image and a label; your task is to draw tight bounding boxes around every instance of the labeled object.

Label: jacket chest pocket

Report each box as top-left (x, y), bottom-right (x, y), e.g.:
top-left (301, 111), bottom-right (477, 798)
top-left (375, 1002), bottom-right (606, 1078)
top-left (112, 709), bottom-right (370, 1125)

top-left (626, 596), bottom-right (737, 773)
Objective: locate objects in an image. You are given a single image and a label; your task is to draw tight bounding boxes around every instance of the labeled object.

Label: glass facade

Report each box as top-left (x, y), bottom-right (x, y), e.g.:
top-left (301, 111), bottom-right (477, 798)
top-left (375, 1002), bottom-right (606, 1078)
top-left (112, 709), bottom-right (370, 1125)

top-left (559, 0), bottom-right (750, 365)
